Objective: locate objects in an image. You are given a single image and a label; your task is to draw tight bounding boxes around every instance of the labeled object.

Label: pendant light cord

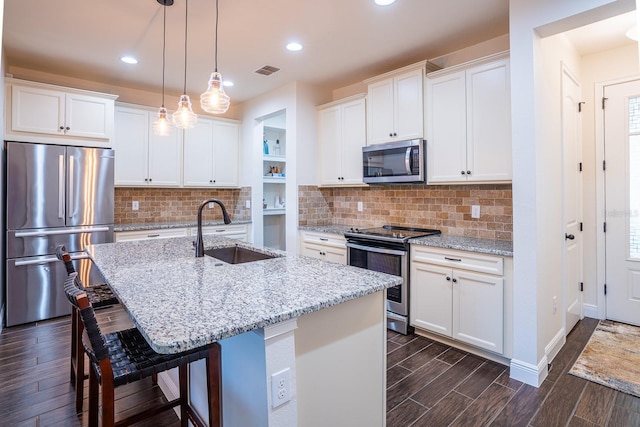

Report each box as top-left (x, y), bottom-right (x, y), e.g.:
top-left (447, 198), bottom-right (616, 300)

top-left (183, 0), bottom-right (188, 94)
top-left (161, 4), bottom-right (167, 107)
top-left (215, 0), bottom-right (219, 72)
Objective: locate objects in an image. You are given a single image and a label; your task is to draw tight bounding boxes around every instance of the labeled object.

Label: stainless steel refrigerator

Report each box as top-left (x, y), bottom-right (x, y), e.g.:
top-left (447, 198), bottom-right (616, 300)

top-left (5, 141), bottom-right (114, 326)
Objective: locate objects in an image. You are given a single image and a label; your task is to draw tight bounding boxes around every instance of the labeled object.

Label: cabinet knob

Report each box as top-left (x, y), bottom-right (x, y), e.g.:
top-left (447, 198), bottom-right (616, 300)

top-left (393, 132), bottom-right (397, 137)
top-left (65, 126), bottom-right (70, 131)
top-left (149, 178), bottom-right (152, 182)
top-left (389, 133), bottom-right (393, 137)
top-left (466, 170), bottom-right (471, 175)
top-left (144, 178), bottom-right (148, 182)
top-left (452, 278), bottom-right (458, 283)
top-left (59, 126), bottom-right (64, 131)
top-left (209, 180), bottom-right (213, 183)
top-left (565, 233), bottom-right (575, 240)
top-left (461, 171), bottom-right (466, 175)
top-left (446, 276), bottom-right (451, 281)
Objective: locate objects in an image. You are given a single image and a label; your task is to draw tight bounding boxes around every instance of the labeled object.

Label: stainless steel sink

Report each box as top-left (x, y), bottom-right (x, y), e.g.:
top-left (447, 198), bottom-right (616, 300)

top-left (204, 246), bottom-right (278, 264)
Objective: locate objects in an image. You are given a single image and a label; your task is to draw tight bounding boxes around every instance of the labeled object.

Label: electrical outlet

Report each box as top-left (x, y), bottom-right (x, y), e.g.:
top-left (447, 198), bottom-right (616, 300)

top-left (245, 200), bottom-right (251, 209)
top-left (132, 201), bottom-right (139, 211)
top-left (471, 205), bottom-right (480, 219)
top-left (208, 202), bottom-right (214, 209)
top-left (271, 368), bottom-right (291, 408)
top-left (357, 201), bottom-right (363, 212)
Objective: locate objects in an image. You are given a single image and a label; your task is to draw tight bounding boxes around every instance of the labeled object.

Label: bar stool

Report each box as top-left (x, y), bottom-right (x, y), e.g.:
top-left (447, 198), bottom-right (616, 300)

top-left (56, 245), bottom-right (120, 412)
top-left (63, 273), bottom-right (222, 427)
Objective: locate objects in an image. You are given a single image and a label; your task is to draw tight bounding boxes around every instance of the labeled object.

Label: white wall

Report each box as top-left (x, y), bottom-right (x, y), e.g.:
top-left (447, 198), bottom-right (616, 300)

top-left (508, 0), bottom-right (635, 386)
top-left (579, 43), bottom-right (639, 318)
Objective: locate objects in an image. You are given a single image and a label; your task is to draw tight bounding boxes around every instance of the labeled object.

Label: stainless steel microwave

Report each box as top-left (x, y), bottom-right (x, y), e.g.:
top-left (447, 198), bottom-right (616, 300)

top-left (362, 139), bottom-right (425, 184)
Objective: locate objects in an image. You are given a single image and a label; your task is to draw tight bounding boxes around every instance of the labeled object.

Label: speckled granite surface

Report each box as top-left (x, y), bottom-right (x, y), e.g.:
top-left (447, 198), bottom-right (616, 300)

top-left (298, 225), bottom-right (513, 256)
top-left (115, 220), bottom-right (252, 232)
top-left (410, 234), bottom-right (513, 257)
top-left (85, 236), bottom-right (400, 354)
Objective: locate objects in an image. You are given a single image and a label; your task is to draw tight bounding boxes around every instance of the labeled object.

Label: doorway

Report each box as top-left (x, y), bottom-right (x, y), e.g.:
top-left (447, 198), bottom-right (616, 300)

top-left (603, 78), bottom-right (640, 326)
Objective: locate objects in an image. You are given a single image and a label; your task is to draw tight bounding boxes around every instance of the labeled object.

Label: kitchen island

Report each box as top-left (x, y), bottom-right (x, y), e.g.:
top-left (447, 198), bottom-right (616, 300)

top-left (85, 235), bottom-right (401, 427)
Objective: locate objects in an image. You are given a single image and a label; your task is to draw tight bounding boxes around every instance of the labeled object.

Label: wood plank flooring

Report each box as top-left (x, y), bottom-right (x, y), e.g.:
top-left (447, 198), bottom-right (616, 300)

top-left (387, 317), bottom-right (640, 426)
top-left (2, 313), bottom-right (639, 426)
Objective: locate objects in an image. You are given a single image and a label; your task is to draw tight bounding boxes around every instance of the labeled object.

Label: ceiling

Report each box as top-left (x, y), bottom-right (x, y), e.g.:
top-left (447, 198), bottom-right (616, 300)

top-left (3, 0), bottom-right (510, 105)
top-left (2, 1), bottom-right (637, 107)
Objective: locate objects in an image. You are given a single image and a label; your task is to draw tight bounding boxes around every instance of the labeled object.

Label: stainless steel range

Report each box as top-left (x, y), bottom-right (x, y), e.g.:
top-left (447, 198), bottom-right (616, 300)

top-left (344, 225), bottom-right (441, 334)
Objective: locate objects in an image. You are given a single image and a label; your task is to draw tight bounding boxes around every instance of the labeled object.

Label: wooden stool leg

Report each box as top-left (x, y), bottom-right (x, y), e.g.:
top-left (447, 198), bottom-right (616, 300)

top-left (74, 311), bottom-right (85, 412)
top-left (206, 343), bottom-right (222, 427)
top-left (70, 308), bottom-right (77, 384)
top-left (179, 365), bottom-right (189, 427)
top-left (88, 366), bottom-right (99, 427)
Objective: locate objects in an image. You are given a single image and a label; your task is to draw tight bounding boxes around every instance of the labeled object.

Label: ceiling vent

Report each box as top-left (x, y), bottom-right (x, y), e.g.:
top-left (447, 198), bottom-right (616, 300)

top-left (255, 65), bottom-right (280, 76)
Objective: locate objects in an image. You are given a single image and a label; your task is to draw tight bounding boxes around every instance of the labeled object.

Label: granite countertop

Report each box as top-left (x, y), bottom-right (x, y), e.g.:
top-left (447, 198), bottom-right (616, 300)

top-left (410, 234), bottom-right (513, 257)
top-left (85, 236), bottom-right (401, 354)
top-left (298, 224), bottom-right (513, 257)
top-left (115, 220), bottom-right (252, 232)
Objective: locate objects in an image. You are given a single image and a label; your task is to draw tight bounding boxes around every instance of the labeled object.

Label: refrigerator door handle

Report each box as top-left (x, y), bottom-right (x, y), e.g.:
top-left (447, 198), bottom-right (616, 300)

top-left (68, 155), bottom-right (74, 218)
top-left (14, 255), bottom-right (59, 267)
top-left (58, 154), bottom-right (65, 219)
top-left (14, 226), bottom-right (111, 238)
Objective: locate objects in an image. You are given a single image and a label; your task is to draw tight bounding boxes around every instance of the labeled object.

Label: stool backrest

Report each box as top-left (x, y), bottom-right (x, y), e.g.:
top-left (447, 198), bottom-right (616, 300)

top-left (63, 273), bottom-right (110, 363)
top-left (56, 245), bottom-right (76, 275)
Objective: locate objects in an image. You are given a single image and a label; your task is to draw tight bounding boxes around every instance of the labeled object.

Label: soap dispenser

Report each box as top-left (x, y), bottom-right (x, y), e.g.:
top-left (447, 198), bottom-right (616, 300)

top-left (263, 135), bottom-right (269, 155)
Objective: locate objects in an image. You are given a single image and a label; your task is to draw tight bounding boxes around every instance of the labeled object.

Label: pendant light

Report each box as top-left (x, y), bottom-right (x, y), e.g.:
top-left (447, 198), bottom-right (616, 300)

top-left (152, 1), bottom-right (172, 136)
top-left (172, 0), bottom-right (197, 129)
top-left (200, 0), bottom-right (230, 114)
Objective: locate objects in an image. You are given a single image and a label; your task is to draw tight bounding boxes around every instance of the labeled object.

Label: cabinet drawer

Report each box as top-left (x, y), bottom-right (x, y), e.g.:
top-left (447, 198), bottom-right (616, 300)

top-left (411, 246), bottom-right (503, 275)
top-left (115, 228), bottom-right (188, 242)
top-left (189, 224), bottom-right (248, 241)
top-left (300, 231), bottom-right (346, 249)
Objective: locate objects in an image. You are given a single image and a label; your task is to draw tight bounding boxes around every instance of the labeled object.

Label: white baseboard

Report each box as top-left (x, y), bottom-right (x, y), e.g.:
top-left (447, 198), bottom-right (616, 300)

top-left (583, 304), bottom-right (600, 320)
top-left (545, 327), bottom-right (566, 364)
top-left (509, 356), bottom-right (548, 387)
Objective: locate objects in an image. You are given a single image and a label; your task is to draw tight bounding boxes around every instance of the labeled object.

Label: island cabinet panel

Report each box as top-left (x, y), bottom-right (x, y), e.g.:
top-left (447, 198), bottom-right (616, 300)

top-left (366, 64), bottom-right (425, 145)
top-left (426, 53), bottom-right (511, 184)
top-left (115, 223), bottom-right (249, 243)
top-left (114, 228), bottom-right (188, 242)
top-left (6, 78), bottom-right (116, 147)
top-left (183, 117), bottom-right (240, 188)
top-left (410, 245), bottom-right (506, 355)
top-left (299, 230), bottom-right (346, 264)
top-left (317, 94), bottom-right (367, 187)
top-left (113, 104), bottom-right (182, 187)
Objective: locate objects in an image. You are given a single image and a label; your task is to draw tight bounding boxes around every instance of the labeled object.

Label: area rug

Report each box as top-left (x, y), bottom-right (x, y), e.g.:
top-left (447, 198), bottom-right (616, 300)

top-left (569, 319), bottom-right (640, 397)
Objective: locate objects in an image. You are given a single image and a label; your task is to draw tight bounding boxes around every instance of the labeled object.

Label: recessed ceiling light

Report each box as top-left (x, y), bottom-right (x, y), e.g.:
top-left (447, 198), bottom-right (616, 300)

top-left (286, 42), bottom-right (303, 52)
top-left (120, 56), bottom-right (138, 64)
top-left (223, 80), bottom-right (234, 87)
top-left (375, 0), bottom-right (396, 5)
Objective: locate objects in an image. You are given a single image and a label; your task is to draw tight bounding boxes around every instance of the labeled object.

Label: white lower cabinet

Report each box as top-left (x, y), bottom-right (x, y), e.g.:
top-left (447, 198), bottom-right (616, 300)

top-left (299, 231), bottom-right (346, 264)
top-left (410, 245), bottom-right (505, 354)
top-left (116, 223), bottom-right (249, 243)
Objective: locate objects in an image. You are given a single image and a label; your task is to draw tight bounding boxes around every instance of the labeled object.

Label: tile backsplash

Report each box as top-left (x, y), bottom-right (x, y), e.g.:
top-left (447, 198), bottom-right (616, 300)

top-left (299, 184), bottom-right (512, 241)
top-left (115, 187), bottom-right (252, 225)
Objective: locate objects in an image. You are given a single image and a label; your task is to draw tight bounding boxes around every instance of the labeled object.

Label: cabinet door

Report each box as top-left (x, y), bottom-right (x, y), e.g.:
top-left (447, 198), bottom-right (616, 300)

top-left (318, 105), bottom-right (343, 185)
top-left (11, 85), bottom-right (65, 136)
top-left (426, 71), bottom-right (467, 183)
top-left (410, 262), bottom-right (453, 337)
top-left (65, 93), bottom-right (113, 140)
top-left (453, 270), bottom-right (504, 353)
top-left (148, 120), bottom-right (182, 187)
top-left (113, 107), bottom-right (149, 186)
top-left (340, 98), bottom-right (366, 185)
top-left (212, 121), bottom-right (240, 187)
top-left (184, 119), bottom-right (215, 186)
top-left (394, 69), bottom-right (424, 141)
top-left (301, 243), bottom-right (346, 264)
top-left (367, 78), bottom-right (395, 145)
top-left (466, 59), bottom-right (512, 182)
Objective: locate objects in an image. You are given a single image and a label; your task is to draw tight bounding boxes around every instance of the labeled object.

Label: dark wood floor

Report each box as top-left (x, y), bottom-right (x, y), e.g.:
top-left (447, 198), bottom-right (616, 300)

top-left (2, 313), bottom-right (639, 426)
top-left (387, 317), bottom-right (640, 426)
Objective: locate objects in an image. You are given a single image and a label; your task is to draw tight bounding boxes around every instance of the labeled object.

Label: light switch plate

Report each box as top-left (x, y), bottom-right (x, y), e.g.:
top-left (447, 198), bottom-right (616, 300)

top-left (357, 201), bottom-right (363, 212)
top-left (132, 201), bottom-right (139, 211)
top-left (245, 200), bottom-right (251, 209)
top-left (471, 205), bottom-right (480, 219)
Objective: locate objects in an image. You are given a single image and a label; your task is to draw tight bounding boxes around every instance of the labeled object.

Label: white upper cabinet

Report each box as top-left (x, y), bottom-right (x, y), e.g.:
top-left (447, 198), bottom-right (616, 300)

top-left (113, 104), bottom-right (182, 187)
top-left (426, 53), bottom-right (511, 184)
top-left (6, 79), bottom-right (117, 147)
top-left (183, 117), bottom-right (240, 188)
top-left (366, 63), bottom-right (424, 145)
top-left (317, 94), bottom-right (366, 186)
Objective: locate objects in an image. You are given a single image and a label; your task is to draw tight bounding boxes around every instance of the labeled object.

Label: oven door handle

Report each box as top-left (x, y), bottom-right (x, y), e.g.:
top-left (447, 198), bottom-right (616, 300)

top-left (346, 242), bottom-right (407, 257)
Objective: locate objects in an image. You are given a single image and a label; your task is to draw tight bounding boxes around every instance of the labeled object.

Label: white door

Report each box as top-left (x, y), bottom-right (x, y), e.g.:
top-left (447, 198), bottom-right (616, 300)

top-left (604, 79), bottom-right (640, 326)
top-left (561, 66), bottom-right (583, 334)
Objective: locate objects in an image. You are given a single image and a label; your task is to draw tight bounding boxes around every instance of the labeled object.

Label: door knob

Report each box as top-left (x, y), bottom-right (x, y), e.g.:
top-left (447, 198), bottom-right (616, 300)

top-left (565, 233), bottom-right (575, 240)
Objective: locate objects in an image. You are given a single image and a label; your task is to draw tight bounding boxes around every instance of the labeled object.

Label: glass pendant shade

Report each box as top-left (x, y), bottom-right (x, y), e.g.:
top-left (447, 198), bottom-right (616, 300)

top-left (152, 107), bottom-right (172, 136)
top-left (172, 94), bottom-right (198, 129)
top-left (200, 71), bottom-right (230, 114)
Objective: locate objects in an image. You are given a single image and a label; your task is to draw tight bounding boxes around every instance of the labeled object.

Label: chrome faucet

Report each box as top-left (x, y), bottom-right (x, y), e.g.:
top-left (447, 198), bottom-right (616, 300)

top-left (195, 198), bottom-right (231, 257)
